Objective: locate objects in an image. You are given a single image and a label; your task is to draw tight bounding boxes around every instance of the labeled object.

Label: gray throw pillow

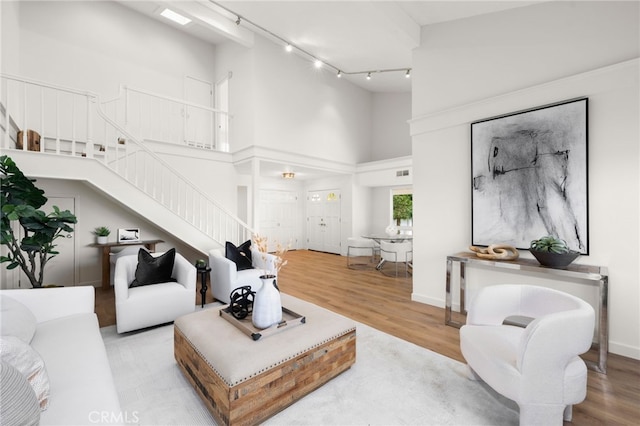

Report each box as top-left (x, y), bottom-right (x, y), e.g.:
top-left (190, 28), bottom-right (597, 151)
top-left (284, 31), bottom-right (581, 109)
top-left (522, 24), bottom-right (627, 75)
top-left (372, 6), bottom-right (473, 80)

top-left (0, 361), bottom-right (41, 426)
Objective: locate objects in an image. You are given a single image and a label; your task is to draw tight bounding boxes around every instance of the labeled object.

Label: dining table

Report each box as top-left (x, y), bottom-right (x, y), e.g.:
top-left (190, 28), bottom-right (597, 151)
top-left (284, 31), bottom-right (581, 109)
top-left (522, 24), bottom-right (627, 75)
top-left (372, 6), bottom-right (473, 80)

top-left (361, 234), bottom-right (413, 270)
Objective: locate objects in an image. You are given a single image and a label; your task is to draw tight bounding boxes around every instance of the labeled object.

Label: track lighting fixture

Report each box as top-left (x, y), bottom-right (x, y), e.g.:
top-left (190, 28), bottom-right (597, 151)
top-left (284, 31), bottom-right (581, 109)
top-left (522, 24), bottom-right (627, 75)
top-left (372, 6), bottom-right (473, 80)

top-left (210, 2), bottom-right (411, 83)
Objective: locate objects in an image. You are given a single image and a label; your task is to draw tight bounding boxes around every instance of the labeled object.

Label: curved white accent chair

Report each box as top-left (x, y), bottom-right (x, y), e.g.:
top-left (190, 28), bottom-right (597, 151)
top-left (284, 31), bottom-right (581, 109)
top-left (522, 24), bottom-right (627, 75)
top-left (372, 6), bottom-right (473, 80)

top-left (208, 247), bottom-right (279, 304)
top-left (109, 246), bottom-right (146, 286)
top-left (346, 237), bottom-right (376, 269)
top-left (379, 240), bottom-right (413, 277)
top-left (114, 252), bottom-right (196, 333)
top-left (460, 284), bottom-right (595, 426)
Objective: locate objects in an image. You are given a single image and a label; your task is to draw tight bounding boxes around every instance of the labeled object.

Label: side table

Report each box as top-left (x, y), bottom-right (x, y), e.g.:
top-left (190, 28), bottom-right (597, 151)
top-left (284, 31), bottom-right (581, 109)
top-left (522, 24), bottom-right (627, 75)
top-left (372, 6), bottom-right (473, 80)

top-left (196, 266), bottom-right (211, 308)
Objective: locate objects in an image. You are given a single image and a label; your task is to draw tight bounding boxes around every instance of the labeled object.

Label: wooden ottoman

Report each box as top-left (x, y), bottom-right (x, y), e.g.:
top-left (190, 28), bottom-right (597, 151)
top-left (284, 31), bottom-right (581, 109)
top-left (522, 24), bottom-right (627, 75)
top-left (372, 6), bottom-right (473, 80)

top-left (174, 293), bottom-right (356, 426)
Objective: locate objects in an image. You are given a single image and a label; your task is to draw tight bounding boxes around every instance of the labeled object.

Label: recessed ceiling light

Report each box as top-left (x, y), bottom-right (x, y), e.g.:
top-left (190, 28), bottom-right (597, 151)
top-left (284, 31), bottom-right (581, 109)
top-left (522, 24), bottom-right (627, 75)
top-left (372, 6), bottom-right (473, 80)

top-left (160, 8), bottom-right (191, 26)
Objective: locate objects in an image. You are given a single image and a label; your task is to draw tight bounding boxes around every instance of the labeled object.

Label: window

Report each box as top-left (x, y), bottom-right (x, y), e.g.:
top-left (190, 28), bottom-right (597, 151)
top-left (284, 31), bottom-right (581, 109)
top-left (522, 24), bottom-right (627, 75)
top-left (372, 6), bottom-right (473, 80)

top-left (392, 189), bottom-right (412, 234)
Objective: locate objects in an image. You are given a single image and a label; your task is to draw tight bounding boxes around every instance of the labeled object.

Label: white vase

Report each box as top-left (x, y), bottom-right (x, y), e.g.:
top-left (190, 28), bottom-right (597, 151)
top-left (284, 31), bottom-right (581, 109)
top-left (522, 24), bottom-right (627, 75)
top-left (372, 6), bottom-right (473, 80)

top-left (385, 225), bottom-right (398, 236)
top-left (252, 275), bottom-right (282, 329)
top-left (97, 236), bottom-right (108, 244)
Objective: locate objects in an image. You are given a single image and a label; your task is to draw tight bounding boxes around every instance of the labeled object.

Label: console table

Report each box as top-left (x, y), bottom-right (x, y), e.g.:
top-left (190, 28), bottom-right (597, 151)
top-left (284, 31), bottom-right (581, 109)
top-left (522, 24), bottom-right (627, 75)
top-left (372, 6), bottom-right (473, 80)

top-left (90, 240), bottom-right (164, 289)
top-left (445, 251), bottom-right (609, 373)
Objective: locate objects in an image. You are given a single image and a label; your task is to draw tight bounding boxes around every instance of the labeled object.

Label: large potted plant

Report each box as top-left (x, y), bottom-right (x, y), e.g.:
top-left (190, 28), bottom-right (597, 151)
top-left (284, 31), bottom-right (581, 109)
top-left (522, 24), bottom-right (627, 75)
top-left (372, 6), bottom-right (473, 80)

top-left (0, 155), bottom-right (78, 287)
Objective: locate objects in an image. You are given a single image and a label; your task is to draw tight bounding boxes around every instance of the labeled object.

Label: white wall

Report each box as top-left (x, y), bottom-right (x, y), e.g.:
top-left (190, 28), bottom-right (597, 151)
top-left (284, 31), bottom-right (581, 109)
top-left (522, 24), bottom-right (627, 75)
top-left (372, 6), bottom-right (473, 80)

top-left (215, 35), bottom-right (374, 164)
top-left (0, 1), bottom-right (20, 75)
top-left (371, 92), bottom-right (412, 161)
top-left (410, 1), bottom-right (640, 359)
top-left (17, 1), bottom-right (217, 100)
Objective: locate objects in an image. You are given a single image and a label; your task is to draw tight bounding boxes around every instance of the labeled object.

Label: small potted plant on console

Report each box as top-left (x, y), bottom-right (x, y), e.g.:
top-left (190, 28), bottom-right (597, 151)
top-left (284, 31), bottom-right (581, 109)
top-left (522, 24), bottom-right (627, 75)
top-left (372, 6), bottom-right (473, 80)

top-left (94, 226), bottom-right (111, 244)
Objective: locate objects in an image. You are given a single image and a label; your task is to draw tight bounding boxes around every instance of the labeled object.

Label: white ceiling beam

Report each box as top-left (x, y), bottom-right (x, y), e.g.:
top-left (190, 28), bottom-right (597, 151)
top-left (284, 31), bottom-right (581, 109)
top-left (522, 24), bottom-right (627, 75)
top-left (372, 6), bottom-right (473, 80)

top-left (369, 1), bottom-right (421, 50)
top-left (168, 0), bottom-right (254, 47)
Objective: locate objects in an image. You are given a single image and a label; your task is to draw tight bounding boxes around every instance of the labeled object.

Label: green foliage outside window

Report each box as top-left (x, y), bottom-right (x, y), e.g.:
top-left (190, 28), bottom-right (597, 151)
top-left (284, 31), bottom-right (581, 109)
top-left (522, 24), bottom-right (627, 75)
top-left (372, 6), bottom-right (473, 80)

top-left (393, 194), bottom-right (412, 226)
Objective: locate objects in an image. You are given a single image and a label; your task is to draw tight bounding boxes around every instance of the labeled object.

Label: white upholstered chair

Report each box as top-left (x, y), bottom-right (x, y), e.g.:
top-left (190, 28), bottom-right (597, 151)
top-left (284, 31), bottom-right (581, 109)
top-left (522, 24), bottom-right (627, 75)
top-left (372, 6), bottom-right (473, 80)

top-left (208, 247), bottom-right (278, 304)
top-left (346, 237), bottom-right (377, 269)
top-left (460, 284), bottom-right (595, 426)
top-left (379, 240), bottom-right (413, 276)
top-left (114, 251), bottom-right (196, 333)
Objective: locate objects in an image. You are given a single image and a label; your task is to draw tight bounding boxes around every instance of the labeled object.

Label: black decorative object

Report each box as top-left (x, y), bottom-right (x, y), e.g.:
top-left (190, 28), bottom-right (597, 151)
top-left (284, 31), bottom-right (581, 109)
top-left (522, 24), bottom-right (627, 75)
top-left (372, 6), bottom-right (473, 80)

top-left (471, 98), bottom-right (588, 254)
top-left (229, 286), bottom-right (255, 320)
top-left (195, 263), bottom-right (211, 308)
top-left (530, 250), bottom-right (580, 269)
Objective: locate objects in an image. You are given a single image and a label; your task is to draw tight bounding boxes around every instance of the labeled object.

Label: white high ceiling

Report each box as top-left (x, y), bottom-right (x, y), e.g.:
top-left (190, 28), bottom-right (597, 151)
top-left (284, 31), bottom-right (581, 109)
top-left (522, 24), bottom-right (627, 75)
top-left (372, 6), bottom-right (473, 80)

top-left (118, 0), bottom-right (542, 93)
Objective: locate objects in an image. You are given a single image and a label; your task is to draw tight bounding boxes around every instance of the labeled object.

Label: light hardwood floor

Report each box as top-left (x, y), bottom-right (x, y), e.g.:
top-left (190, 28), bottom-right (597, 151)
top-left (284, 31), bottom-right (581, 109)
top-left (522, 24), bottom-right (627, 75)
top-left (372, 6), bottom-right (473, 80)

top-left (96, 249), bottom-right (640, 425)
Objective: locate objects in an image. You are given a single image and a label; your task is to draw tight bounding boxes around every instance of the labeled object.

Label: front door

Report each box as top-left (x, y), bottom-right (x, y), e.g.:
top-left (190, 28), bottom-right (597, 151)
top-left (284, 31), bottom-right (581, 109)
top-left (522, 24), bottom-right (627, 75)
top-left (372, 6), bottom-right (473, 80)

top-left (306, 190), bottom-right (341, 254)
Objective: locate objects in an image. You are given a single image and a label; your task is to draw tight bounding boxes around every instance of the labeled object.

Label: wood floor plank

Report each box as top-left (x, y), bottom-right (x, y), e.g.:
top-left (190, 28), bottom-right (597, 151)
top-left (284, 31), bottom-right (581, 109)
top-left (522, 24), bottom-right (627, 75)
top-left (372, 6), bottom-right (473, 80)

top-left (95, 249), bottom-right (640, 425)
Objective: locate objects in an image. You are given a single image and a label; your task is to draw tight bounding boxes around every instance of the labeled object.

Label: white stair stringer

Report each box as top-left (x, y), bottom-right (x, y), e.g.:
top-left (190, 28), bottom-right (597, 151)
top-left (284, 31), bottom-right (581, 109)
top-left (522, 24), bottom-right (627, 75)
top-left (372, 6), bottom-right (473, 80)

top-left (5, 150), bottom-right (223, 255)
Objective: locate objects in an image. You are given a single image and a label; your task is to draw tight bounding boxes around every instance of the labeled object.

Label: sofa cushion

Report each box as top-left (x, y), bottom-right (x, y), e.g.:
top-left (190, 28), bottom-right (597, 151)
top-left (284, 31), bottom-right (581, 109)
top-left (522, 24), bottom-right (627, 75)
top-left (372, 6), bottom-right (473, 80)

top-left (0, 294), bottom-right (37, 343)
top-left (0, 360), bottom-right (40, 425)
top-left (0, 335), bottom-right (50, 410)
top-left (31, 313), bottom-right (121, 425)
top-left (130, 248), bottom-right (176, 288)
top-left (226, 240), bottom-right (253, 271)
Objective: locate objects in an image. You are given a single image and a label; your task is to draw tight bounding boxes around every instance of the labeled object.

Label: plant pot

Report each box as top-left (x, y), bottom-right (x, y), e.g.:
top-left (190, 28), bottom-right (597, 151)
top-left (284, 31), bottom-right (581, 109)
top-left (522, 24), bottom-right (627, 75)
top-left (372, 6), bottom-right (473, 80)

top-left (97, 236), bottom-right (108, 244)
top-left (530, 250), bottom-right (580, 269)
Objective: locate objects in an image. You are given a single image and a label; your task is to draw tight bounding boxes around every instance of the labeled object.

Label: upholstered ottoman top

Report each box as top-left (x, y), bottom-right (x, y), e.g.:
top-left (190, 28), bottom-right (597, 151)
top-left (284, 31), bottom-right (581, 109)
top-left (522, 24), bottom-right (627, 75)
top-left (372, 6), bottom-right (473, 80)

top-left (174, 293), bottom-right (356, 387)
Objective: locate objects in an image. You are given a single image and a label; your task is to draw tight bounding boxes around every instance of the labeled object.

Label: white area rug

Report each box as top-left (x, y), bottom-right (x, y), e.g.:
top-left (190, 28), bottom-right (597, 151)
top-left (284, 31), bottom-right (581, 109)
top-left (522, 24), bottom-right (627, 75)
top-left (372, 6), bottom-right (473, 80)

top-left (102, 312), bottom-right (519, 425)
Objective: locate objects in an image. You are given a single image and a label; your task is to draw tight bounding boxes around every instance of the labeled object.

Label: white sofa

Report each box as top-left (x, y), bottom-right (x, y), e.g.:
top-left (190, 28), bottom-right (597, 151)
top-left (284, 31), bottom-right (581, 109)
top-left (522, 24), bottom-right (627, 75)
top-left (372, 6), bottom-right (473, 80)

top-left (209, 247), bottom-right (278, 303)
top-left (0, 286), bottom-right (123, 425)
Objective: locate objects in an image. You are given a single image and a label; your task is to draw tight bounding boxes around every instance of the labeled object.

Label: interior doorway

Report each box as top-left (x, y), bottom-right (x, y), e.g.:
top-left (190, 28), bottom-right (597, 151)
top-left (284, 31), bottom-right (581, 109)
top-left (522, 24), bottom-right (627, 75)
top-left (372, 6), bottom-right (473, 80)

top-left (184, 75), bottom-right (213, 148)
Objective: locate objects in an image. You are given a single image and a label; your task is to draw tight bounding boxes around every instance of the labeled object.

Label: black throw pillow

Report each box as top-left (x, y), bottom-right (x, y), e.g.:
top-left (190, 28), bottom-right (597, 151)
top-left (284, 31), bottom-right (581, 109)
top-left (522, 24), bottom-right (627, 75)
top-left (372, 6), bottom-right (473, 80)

top-left (225, 240), bottom-right (253, 271)
top-left (129, 248), bottom-right (176, 288)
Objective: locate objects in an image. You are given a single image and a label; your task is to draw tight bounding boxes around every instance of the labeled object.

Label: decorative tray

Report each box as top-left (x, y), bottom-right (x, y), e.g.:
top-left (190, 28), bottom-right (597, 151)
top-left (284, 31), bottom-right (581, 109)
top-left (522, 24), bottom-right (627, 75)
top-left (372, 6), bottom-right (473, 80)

top-left (219, 306), bottom-right (306, 341)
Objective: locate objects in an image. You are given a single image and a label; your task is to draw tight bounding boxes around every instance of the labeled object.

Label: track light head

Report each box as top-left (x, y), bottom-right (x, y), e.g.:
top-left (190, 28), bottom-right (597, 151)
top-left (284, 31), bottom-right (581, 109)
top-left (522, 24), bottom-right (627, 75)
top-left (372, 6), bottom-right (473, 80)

top-left (314, 59), bottom-right (323, 68)
top-left (405, 69), bottom-right (411, 78)
top-left (366, 72), bottom-right (372, 80)
top-left (337, 70), bottom-right (342, 78)
top-left (285, 44), bottom-right (293, 53)
top-left (235, 16), bottom-right (241, 25)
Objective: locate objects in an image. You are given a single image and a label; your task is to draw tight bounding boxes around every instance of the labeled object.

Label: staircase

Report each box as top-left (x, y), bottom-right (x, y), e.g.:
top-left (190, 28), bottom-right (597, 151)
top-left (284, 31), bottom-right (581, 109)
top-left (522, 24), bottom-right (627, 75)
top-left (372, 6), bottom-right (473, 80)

top-left (0, 73), bottom-right (252, 253)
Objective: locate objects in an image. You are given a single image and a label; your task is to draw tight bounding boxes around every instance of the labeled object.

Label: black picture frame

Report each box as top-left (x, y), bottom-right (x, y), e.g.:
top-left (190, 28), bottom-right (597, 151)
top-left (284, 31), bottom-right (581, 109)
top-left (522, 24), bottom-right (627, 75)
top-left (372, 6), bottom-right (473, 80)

top-left (471, 98), bottom-right (588, 254)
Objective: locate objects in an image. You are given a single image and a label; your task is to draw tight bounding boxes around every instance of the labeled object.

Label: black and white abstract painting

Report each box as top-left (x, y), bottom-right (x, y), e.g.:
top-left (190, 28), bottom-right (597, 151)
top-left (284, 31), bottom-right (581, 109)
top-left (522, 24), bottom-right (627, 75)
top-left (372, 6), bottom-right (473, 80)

top-left (471, 98), bottom-right (588, 254)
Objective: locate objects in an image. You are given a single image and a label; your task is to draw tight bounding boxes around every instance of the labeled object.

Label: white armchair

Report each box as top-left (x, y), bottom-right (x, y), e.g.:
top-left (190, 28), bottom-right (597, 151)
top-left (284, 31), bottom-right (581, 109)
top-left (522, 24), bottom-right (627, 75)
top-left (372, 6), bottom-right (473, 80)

top-left (208, 247), bottom-right (278, 303)
top-left (114, 251), bottom-right (196, 333)
top-left (460, 284), bottom-right (595, 426)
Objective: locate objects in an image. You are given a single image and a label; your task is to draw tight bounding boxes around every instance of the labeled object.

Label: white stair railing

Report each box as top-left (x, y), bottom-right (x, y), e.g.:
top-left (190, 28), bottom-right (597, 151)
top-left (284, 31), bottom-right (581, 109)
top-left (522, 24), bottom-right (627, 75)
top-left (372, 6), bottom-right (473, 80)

top-left (0, 73), bottom-right (251, 247)
top-left (101, 85), bottom-right (230, 152)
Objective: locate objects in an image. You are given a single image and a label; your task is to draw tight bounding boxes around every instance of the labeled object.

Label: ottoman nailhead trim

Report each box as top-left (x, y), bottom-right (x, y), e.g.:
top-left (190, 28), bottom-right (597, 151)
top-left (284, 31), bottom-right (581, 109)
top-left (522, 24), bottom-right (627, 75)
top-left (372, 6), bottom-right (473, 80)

top-left (177, 325), bottom-right (356, 387)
